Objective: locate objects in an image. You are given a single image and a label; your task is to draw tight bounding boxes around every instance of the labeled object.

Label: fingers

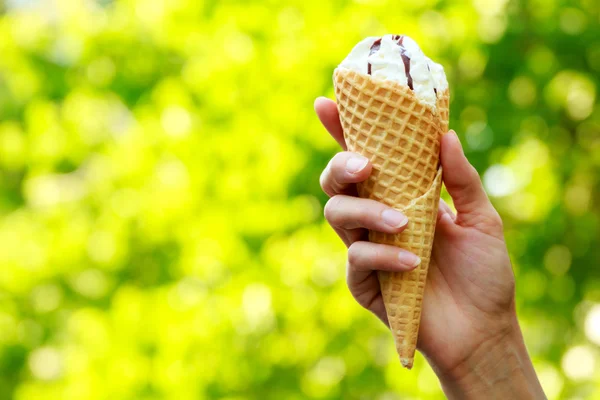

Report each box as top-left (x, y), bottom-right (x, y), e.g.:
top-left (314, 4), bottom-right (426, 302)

top-left (440, 131), bottom-right (488, 211)
top-left (347, 242), bottom-right (421, 293)
top-left (437, 198), bottom-right (456, 225)
top-left (438, 198), bottom-right (455, 219)
top-left (347, 241), bottom-right (421, 284)
top-left (440, 131), bottom-right (503, 234)
top-left (346, 275), bottom-right (390, 327)
top-left (325, 195), bottom-right (409, 233)
top-left (346, 242), bottom-right (419, 327)
top-left (320, 151), bottom-right (372, 197)
top-left (314, 97), bottom-right (346, 150)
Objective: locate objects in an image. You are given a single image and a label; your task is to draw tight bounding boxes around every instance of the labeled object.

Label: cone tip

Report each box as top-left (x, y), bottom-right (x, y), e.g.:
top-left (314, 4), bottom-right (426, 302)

top-left (400, 357), bottom-right (414, 369)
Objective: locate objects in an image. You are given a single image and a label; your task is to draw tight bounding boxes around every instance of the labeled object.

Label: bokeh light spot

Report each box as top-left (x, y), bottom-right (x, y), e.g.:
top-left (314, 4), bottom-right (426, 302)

top-left (566, 84), bottom-right (595, 121)
top-left (584, 304), bottom-right (600, 346)
top-left (31, 284), bottom-right (63, 313)
top-left (473, 0), bottom-right (509, 16)
top-left (224, 32), bottom-right (255, 64)
top-left (419, 11), bottom-right (448, 41)
top-left (561, 346), bottom-right (596, 380)
top-left (0, 312), bottom-right (18, 343)
top-left (545, 72), bottom-right (595, 120)
top-left (87, 57), bottom-right (116, 86)
top-left (559, 8), bottom-right (587, 35)
top-left (484, 164), bottom-right (517, 197)
top-left (87, 230), bottom-right (117, 264)
top-left (70, 269), bottom-right (110, 299)
top-left (135, 0), bottom-right (165, 26)
top-left (536, 363), bottom-right (564, 400)
top-left (156, 158), bottom-right (190, 189)
top-left (509, 76), bottom-right (537, 108)
top-left (478, 15), bottom-right (507, 43)
top-left (161, 106), bottom-right (192, 138)
top-left (465, 121), bottom-right (494, 151)
top-left (544, 245), bottom-right (572, 276)
top-left (520, 270), bottom-right (547, 301)
top-left (302, 357), bottom-right (346, 397)
top-left (28, 347), bottom-right (63, 381)
top-left (458, 48), bottom-right (487, 80)
top-left (528, 46), bottom-right (556, 76)
top-left (0, 122), bottom-right (26, 170)
top-left (564, 184), bottom-right (591, 216)
top-left (242, 283), bottom-right (274, 332)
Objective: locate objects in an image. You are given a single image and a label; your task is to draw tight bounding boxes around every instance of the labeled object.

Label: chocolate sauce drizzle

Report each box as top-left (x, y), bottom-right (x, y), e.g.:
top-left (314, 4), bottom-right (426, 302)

top-left (367, 38), bottom-right (381, 75)
top-left (367, 35), bottom-right (413, 90)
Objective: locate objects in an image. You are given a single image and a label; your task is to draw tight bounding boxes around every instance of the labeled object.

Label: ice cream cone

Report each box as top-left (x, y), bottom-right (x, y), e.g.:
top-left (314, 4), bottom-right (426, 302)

top-left (334, 67), bottom-right (449, 369)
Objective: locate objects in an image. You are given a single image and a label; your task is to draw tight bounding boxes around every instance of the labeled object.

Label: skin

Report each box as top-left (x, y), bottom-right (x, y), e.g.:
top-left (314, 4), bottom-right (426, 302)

top-left (315, 97), bottom-right (546, 399)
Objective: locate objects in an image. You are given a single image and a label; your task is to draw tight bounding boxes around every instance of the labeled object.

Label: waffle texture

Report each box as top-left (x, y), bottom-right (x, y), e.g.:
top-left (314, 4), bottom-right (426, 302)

top-left (334, 68), bottom-right (449, 369)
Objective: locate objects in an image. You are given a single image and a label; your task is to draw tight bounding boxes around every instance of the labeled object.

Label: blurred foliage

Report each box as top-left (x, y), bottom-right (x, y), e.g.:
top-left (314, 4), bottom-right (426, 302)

top-left (0, 0), bottom-right (599, 399)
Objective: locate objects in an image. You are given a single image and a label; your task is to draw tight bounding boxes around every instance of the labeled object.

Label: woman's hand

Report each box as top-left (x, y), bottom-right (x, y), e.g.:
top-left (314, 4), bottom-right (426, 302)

top-left (315, 97), bottom-right (546, 399)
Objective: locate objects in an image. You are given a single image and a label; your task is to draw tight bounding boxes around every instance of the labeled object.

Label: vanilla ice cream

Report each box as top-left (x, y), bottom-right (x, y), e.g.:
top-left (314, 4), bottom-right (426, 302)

top-left (338, 35), bottom-right (448, 109)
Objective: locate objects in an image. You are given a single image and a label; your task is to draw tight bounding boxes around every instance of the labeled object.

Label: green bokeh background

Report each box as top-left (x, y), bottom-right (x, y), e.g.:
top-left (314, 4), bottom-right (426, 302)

top-left (0, 0), bottom-right (599, 399)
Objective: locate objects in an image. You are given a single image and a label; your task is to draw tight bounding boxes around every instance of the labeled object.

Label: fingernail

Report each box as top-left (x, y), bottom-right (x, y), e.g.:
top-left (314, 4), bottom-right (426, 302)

top-left (446, 130), bottom-right (457, 142)
top-left (448, 130), bottom-right (464, 154)
top-left (346, 155), bottom-right (368, 174)
top-left (381, 209), bottom-right (408, 228)
top-left (398, 251), bottom-right (421, 268)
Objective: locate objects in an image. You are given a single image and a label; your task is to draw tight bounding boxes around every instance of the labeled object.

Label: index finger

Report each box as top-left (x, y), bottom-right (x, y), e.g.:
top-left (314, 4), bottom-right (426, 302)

top-left (314, 97), bottom-right (347, 150)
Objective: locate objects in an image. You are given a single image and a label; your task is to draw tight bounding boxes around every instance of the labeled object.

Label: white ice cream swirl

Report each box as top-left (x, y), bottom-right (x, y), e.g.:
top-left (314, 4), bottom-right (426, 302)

top-left (339, 35), bottom-right (448, 109)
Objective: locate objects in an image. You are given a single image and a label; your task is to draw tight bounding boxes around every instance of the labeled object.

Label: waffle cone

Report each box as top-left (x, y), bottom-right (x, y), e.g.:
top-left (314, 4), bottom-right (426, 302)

top-left (334, 68), bottom-right (449, 369)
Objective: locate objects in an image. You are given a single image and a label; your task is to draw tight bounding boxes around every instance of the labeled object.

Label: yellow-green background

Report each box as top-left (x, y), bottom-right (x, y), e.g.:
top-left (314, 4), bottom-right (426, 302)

top-left (0, 0), bottom-right (599, 399)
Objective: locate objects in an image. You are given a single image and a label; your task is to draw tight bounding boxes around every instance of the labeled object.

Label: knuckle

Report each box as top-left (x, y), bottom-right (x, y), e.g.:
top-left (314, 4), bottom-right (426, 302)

top-left (330, 153), bottom-right (347, 175)
top-left (320, 166), bottom-right (343, 197)
top-left (329, 153), bottom-right (349, 185)
top-left (323, 195), bottom-right (343, 222)
top-left (347, 242), bottom-right (362, 268)
top-left (319, 163), bottom-right (332, 194)
top-left (370, 245), bottom-right (384, 265)
top-left (319, 169), bottom-right (327, 191)
top-left (355, 205), bottom-right (373, 227)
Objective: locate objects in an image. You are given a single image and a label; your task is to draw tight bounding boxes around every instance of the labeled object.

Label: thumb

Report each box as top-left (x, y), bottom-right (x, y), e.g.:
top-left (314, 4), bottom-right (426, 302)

top-left (440, 130), bottom-right (503, 235)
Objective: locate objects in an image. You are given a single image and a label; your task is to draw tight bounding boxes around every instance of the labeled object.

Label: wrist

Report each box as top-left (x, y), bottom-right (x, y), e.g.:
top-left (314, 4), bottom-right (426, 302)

top-left (436, 316), bottom-right (546, 400)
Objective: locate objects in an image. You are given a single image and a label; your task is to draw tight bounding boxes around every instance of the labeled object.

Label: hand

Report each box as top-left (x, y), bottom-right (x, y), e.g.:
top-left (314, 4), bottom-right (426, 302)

top-left (315, 97), bottom-right (545, 399)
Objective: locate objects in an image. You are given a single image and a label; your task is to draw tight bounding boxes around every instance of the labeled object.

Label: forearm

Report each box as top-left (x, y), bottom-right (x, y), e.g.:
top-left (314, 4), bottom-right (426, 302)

top-left (436, 318), bottom-right (546, 400)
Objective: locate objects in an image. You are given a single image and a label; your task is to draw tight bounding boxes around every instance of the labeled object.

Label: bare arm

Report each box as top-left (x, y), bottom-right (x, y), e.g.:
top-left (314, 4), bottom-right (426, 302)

top-left (436, 317), bottom-right (546, 400)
